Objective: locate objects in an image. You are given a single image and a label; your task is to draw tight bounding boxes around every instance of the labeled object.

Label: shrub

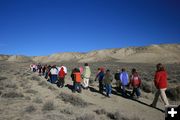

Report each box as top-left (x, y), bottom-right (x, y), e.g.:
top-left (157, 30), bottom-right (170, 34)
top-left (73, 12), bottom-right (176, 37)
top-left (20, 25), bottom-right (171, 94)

top-left (2, 91), bottom-right (24, 98)
top-left (33, 97), bottom-right (43, 104)
top-left (141, 82), bottom-right (155, 93)
top-left (166, 86), bottom-right (180, 101)
top-left (25, 105), bottom-right (36, 113)
top-left (76, 113), bottom-right (95, 120)
top-left (5, 82), bottom-right (17, 89)
top-left (57, 92), bottom-right (88, 107)
top-left (48, 85), bottom-right (57, 91)
top-left (107, 111), bottom-right (143, 120)
top-left (60, 107), bottom-right (73, 115)
top-left (94, 109), bottom-right (107, 115)
top-left (0, 76), bottom-right (7, 81)
top-left (31, 76), bottom-right (40, 81)
top-left (42, 101), bottom-right (55, 111)
top-left (25, 89), bottom-right (38, 94)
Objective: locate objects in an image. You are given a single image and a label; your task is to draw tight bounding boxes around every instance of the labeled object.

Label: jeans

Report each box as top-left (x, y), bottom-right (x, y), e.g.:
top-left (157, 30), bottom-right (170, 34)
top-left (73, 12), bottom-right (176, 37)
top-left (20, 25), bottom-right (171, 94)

top-left (121, 85), bottom-right (126, 96)
top-left (73, 82), bottom-right (81, 93)
top-left (99, 81), bottom-right (104, 93)
top-left (105, 84), bottom-right (112, 96)
top-left (51, 75), bottom-right (57, 84)
top-left (131, 87), bottom-right (141, 97)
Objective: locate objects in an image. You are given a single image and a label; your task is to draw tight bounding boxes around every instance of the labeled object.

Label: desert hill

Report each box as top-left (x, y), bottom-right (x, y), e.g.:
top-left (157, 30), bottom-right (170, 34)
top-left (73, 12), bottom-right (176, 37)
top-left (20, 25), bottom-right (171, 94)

top-left (1, 44), bottom-right (180, 63)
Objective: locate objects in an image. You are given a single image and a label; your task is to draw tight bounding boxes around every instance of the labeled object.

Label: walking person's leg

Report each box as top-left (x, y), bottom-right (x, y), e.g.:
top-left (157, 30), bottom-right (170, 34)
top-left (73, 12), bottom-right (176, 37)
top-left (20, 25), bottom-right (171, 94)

top-left (122, 85), bottom-right (126, 96)
top-left (99, 81), bottom-right (103, 93)
top-left (131, 88), bottom-right (135, 97)
top-left (109, 85), bottom-right (112, 97)
top-left (160, 88), bottom-right (169, 106)
top-left (62, 77), bottom-right (65, 87)
top-left (151, 89), bottom-right (160, 107)
top-left (83, 78), bottom-right (86, 88)
top-left (105, 84), bottom-right (108, 97)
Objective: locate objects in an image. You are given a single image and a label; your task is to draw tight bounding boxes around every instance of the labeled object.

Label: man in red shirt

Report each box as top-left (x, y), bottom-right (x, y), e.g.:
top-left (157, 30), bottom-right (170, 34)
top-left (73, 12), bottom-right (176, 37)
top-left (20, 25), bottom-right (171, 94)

top-left (151, 63), bottom-right (169, 107)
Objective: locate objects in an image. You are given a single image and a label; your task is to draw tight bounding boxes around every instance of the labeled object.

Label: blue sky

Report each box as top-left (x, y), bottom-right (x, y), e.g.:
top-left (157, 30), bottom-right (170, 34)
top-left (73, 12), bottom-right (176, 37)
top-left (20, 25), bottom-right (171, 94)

top-left (0, 0), bottom-right (180, 56)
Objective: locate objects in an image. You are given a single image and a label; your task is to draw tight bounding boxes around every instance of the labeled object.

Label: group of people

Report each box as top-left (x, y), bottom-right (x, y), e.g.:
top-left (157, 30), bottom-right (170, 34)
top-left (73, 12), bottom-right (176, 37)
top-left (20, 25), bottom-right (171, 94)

top-left (30, 62), bottom-right (169, 108)
top-left (95, 67), bottom-right (141, 98)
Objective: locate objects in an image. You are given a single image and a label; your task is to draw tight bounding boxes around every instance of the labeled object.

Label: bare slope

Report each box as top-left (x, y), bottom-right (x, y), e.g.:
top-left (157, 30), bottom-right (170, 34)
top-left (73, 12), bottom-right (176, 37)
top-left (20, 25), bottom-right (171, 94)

top-left (33, 44), bottom-right (180, 63)
top-left (1, 44), bottom-right (180, 63)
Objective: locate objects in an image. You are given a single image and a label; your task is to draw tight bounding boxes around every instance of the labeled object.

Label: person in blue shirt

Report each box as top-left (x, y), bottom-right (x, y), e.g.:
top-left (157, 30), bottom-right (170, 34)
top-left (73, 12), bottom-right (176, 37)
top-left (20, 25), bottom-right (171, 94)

top-left (120, 68), bottom-right (129, 97)
top-left (95, 68), bottom-right (105, 93)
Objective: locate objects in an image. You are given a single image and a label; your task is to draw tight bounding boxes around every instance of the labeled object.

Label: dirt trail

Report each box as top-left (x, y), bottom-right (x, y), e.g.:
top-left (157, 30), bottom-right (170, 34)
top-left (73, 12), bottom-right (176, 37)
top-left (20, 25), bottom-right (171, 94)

top-left (0, 62), bottom-right (167, 120)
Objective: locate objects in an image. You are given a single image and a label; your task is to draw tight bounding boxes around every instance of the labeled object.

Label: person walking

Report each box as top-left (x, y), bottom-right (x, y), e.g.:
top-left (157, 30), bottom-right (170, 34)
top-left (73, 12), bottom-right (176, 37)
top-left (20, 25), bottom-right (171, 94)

top-left (82, 63), bottom-right (91, 89)
top-left (151, 63), bottom-right (169, 107)
top-left (71, 68), bottom-right (82, 93)
top-left (130, 68), bottom-right (141, 99)
top-left (57, 67), bottom-right (66, 88)
top-left (96, 68), bottom-right (105, 93)
top-left (50, 65), bottom-right (58, 84)
top-left (103, 69), bottom-right (113, 97)
top-left (120, 68), bottom-right (129, 97)
top-left (114, 69), bottom-right (121, 92)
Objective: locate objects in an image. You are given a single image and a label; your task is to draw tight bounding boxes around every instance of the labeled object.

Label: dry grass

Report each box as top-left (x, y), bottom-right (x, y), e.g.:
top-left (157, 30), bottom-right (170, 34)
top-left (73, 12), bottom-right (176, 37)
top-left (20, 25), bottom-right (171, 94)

top-left (0, 76), bottom-right (7, 81)
top-left (2, 91), bottom-right (24, 98)
top-left (48, 85), bottom-right (57, 91)
top-left (25, 105), bottom-right (36, 113)
top-left (25, 89), bottom-right (38, 94)
top-left (76, 113), bottom-right (96, 120)
top-left (42, 101), bottom-right (55, 111)
top-left (38, 81), bottom-right (49, 87)
top-left (60, 107), bottom-right (73, 115)
top-left (57, 92), bottom-right (88, 107)
top-left (94, 109), bottom-right (107, 115)
top-left (166, 86), bottom-right (180, 101)
top-left (31, 76), bottom-right (40, 81)
top-left (33, 97), bottom-right (43, 104)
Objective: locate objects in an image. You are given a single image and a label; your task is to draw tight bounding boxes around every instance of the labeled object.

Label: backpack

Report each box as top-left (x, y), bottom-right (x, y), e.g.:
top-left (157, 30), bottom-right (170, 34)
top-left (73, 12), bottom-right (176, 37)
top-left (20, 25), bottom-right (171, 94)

top-left (74, 72), bottom-right (81, 83)
top-left (114, 73), bottom-right (120, 80)
top-left (131, 74), bottom-right (141, 87)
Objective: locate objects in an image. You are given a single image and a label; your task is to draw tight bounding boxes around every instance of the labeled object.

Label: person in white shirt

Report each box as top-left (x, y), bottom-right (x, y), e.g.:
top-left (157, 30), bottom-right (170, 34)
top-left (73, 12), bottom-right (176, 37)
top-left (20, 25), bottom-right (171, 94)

top-left (50, 65), bottom-right (58, 84)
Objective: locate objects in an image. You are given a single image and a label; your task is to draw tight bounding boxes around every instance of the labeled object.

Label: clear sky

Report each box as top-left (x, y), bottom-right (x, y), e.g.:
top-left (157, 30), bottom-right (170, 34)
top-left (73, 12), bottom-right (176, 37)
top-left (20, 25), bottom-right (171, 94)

top-left (0, 0), bottom-right (180, 56)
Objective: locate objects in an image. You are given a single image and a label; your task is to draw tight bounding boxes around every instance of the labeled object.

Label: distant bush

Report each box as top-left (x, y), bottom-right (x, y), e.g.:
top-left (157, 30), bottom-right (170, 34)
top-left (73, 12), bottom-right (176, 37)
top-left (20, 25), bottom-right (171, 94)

top-left (48, 85), bottom-right (57, 91)
top-left (25, 105), bottom-right (36, 113)
top-left (60, 107), bottom-right (73, 115)
top-left (33, 97), bottom-right (43, 104)
top-left (166, 86), bottom-right (180, 101)
top-left (31, 76), bottom-right (40, 81)
top-left (76, 113), bottom-right (95, 120)
top-left (107, 111), bottom-right (144, 120)
top-left (0, 76), bottom-right (7, 81)
top-left (5, 82), bottom-right (17, 89)
top-left (25, 89), bottom-right (38, 94)
top-left (2, 91), bottom-right (24, 98)
top-left (141, 82), bottom-right (155, 93)
top-left (94, 109), bottom-right (107, 115)
top-left (57, 92), bottom-right (88, 107)
top-left (42, 101), bottom-right (55, 111)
